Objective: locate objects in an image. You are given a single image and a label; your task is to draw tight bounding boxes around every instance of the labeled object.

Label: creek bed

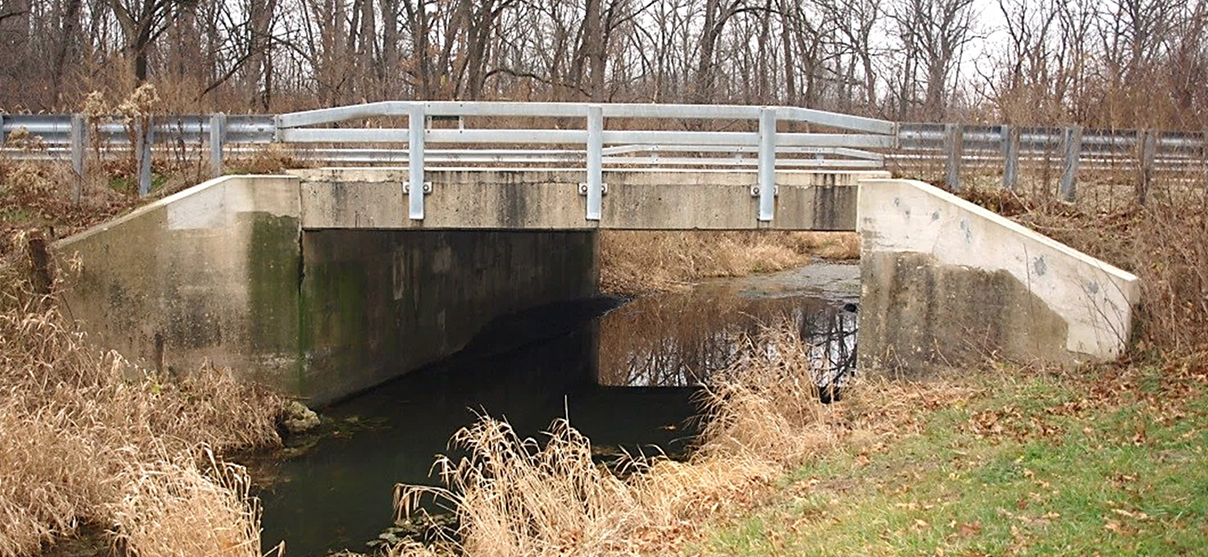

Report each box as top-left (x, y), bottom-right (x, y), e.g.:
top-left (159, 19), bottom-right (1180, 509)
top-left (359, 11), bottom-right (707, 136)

top-left (251, 262), bottom-right (859, 556)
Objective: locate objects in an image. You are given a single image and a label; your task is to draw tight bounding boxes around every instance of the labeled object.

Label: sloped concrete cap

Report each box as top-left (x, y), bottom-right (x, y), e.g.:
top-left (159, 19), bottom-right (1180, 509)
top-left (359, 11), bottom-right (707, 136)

top-left (857, 178), bottom-right (1140, 373)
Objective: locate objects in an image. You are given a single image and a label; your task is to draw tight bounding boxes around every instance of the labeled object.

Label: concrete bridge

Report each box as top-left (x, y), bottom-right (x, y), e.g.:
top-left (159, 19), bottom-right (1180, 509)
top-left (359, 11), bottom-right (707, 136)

top-left (51, 102), bottom-right (1140, 404)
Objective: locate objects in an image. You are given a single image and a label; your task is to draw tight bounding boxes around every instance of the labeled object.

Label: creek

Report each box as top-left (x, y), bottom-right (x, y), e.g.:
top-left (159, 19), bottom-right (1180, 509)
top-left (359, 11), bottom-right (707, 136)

top-left (252, 262), bottom-right (860, 556)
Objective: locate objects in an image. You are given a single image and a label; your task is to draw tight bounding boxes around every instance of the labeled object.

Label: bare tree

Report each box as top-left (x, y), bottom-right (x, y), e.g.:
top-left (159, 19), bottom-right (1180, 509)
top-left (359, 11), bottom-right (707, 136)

top-left (890, 0), bottom-right (977, 119)
top-left (108, 0), bottom-right (196, 82)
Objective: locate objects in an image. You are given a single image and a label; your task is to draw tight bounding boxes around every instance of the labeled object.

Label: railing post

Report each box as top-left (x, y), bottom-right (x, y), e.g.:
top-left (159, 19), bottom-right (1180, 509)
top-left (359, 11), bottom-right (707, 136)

top-left (586, 104), bottom-right (603, 221)
top-left (137, 117), bottom-right (154, 197)
top-left (1002, 124), bottom-right (1019, 191)
top-left (1058, 125), bottom-right (1082, 202)
top-left (209, 113), bottom-right (226, 178)
top-left (70, 113), bottom-right (87, 202)
top-left (408, 103), bottom-right (426, 220)
top-left (1137, 130), bottom-right (1156, 206)
top-left (757, 107), bottom-right (776, 222)
top-left (944, 123), bottom-right (963, 192)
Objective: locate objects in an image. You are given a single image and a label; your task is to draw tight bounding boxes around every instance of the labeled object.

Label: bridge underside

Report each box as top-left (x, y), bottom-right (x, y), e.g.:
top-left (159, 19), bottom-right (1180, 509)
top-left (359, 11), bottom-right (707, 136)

top-left (290, 168), bottom-right (881, 231)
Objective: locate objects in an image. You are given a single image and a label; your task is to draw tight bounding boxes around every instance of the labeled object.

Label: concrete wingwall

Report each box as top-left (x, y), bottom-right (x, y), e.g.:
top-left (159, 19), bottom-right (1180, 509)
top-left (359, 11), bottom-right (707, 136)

top-left (856, 178), bottom-right (1140, 375)
top-left (55, 175), bottom-right (304, 391)
top-left (55, 175), bottom-right (599, 404)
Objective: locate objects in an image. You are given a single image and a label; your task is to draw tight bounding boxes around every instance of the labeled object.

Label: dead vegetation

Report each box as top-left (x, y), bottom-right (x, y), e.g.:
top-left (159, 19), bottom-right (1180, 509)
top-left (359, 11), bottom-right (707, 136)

top-left (599, 231), bottom-right (859, 295)
top-left (0, 232), bottom-right (283, 557)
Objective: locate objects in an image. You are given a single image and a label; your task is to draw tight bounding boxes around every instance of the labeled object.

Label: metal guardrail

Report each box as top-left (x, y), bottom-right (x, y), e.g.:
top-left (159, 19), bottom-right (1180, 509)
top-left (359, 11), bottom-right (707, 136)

top-left (893, 123), bottom-right (1208, 202)
top-left (3, 103), bottom-right (1206, 214)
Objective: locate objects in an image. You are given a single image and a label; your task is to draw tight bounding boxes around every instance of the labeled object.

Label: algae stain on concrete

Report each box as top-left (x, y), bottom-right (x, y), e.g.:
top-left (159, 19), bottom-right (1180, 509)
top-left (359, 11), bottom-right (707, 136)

top-left (299, 259), bottom-right (371, 394)
top-left (245, 213), bottom-right (304, 390)
top-left (246, 214), bottom-right (303, 351)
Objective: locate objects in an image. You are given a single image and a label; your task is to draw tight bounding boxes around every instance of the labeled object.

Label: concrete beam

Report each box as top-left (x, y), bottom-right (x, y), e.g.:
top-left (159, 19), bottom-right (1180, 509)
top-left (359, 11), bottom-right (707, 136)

top-left (292, 168), bottom-right (886, 231)
top-left (857, 178), bottom-right (1139, 375)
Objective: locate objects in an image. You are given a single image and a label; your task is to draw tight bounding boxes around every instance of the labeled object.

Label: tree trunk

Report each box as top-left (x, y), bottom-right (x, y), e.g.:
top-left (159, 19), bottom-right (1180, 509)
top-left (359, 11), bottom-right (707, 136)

top-left (51, 0), bottom-right (83, 107)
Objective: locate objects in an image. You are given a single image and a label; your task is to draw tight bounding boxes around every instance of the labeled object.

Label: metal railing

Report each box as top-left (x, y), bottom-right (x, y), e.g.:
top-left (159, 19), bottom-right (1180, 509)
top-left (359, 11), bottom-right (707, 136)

top-left (3, 102), bottom-right (1206, 216)
top-left (0, 102), bottom-right (896, 222)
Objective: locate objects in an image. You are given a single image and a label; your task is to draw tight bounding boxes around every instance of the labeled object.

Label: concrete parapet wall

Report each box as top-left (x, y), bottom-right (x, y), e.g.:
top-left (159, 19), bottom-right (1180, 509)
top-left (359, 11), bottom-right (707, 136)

top-left (291, 168), bottom-right (886, 231)
top-left (857, 178), bottom-right (1140, 374)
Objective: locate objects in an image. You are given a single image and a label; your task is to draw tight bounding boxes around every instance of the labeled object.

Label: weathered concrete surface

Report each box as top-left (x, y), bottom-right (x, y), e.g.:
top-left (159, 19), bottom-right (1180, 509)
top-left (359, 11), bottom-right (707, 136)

top-left (55, 175), bottom-right (599, 404)
top-left (291, 168), bottom-right (888, 231)
top-left (55, 175), bottom-right (304, 390)
top-left (857, 178), bottom-right (1140, 375)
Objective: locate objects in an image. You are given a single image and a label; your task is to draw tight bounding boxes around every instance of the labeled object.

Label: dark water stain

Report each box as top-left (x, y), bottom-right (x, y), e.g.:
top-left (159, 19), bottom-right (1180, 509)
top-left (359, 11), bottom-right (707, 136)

top-left (252, 264), bottom-right (860, 556)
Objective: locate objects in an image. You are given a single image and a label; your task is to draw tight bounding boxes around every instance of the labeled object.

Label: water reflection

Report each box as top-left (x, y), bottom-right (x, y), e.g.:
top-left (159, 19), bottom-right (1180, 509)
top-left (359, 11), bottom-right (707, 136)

top-left (598, 274), bottom-right (858, 389)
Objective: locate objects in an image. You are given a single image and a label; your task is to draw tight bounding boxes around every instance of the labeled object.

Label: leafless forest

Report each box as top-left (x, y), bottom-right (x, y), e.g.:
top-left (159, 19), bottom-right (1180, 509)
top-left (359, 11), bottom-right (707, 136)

top-left (0, 0), bottom-right (1206, 127)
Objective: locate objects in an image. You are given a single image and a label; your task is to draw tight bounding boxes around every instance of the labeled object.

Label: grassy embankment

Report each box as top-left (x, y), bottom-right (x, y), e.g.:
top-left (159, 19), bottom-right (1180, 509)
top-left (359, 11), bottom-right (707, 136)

top-left (700, 360), bottom-right (1208, 556)
top-left (0, 237), bottom-right (284, 557)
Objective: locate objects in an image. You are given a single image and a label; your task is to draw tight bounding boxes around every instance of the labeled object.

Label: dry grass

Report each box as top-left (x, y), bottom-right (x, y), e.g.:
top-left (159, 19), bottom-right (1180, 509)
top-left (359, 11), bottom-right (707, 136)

top-left (0, 232), bottom-right (282, 557)
top-left (391, 322), bottom-right (894, 557)
top-left (599, 231), bottom-right (859, 295)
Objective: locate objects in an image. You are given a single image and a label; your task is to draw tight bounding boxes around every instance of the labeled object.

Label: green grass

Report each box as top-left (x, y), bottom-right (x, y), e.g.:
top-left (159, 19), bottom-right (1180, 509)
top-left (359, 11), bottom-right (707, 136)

top-left (696, 367), bottom-right (1208, 556)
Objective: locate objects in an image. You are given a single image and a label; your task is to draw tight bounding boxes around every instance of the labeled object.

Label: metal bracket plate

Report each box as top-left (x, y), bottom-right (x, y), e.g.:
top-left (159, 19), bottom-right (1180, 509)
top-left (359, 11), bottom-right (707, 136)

top-left (403, 181), bottom-right (433, 194)
top-left (749, 185), bottom-right (779, 197)
top-left (577, 183), bottom-right (608, 195)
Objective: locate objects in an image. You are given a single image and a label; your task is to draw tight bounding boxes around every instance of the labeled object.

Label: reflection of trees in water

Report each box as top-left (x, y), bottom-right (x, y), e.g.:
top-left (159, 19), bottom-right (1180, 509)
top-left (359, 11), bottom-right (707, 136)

top-left (597, 286), bottom-right (858, 387)
top-left (800, 309), bottom-right (858, 389)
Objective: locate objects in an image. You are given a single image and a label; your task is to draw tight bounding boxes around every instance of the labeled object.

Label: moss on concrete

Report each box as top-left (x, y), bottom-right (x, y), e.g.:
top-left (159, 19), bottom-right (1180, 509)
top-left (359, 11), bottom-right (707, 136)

top-left (245, 213), bottom-right (302, 354)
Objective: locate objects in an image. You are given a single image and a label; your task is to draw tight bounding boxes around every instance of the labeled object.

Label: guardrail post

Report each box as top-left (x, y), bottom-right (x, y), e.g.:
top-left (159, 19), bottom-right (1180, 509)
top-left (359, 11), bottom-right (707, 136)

top-left (585, 105), bottom-right (604, 221)
top-left (137, 117), bottom-right (154, 197)
top-left (1202, 131), bottom-right (1208, 198)
top-left (1002, 124), bottom-right (1019, 191)
top-left (1058, 125), bottom-right (1082, 202)
top-left (408, 103), bottom-right (426, 220)
top-left (944, 123), bottom-right (963, 192)
top-left (0, 114), bottom-right (6, 146)
top-left (209, 113), bottom-right (226, 178)
top-left (1137, 130), bottom-right (1156, 206)
top-left (70, 113), bottom-right (87, 202)
top-left (758, 107), bottom-right (776, 222)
